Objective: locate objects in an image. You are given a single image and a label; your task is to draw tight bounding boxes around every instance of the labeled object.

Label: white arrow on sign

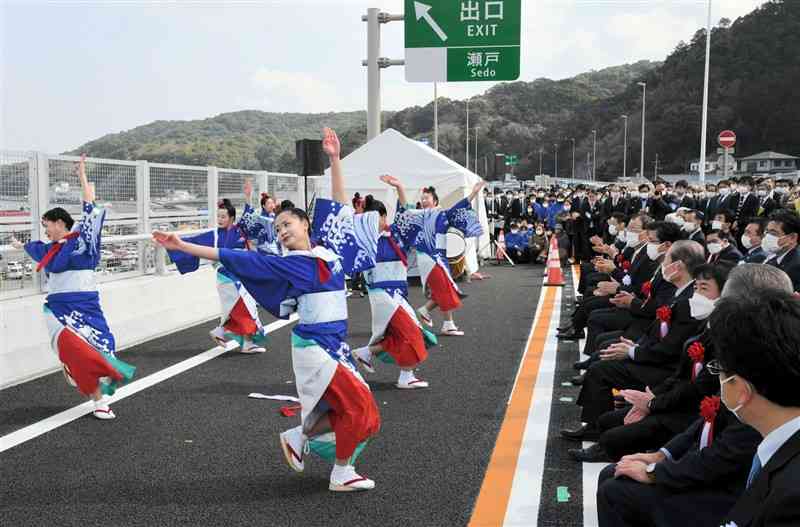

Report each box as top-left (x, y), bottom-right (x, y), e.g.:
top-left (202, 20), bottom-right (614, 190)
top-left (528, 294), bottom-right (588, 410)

top-left (414, 1), bottom-right (448, 42)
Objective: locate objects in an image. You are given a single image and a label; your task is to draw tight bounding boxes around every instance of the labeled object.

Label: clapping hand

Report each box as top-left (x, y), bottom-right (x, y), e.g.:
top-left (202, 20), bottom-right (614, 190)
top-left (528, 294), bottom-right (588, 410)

top-left (610, 291), bottom-right (635, 308)
top-left (599, 337), bottom-right (636, 361)
top-left (9, 236), bottom-right (24, 250)
top-left (621, 386), bottom-right (654, 412)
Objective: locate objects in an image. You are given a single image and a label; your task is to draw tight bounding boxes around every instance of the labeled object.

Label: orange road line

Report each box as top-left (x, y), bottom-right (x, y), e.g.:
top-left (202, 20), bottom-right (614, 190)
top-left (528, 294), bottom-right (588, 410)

top-left (468, 285), bottom-right (558, 527)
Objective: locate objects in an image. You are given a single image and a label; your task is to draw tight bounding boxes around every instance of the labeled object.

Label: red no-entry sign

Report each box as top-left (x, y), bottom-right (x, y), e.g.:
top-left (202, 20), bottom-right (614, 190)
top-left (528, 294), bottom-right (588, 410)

top-left (718, 130), bottom-right (736, 148)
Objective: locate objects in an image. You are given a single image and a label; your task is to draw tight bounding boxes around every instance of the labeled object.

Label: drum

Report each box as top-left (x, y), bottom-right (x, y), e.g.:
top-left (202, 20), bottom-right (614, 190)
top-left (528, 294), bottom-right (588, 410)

top-left (446, 229), bottom-right (467, 279)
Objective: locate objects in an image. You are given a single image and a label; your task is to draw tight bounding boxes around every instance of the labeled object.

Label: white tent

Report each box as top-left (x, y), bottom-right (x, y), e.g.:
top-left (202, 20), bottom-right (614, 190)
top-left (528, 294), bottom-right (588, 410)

top-left (319, 128), bottom-right (491, 261)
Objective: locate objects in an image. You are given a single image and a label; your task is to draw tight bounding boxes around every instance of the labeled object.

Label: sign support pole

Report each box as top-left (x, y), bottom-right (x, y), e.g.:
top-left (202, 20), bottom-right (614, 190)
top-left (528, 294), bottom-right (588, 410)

top-left (363, 9), bottom-right (404, 141)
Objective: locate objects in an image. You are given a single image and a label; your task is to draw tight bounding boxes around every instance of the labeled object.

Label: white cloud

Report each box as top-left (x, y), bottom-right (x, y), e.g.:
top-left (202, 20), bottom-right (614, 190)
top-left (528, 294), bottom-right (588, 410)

top-left (248, 67), bottom-right (358, 113)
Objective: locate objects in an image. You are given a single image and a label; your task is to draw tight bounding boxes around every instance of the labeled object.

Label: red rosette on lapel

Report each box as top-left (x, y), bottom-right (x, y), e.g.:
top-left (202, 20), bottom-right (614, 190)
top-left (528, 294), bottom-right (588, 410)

top-left (687, 341), bottom-right (705, 381)
top-left (621, 259), bottom-right (632, 272)
top-left (699, 396), bottom-right (721, 448)
top-left (641, 280), bottom-right (652, 298)
top-left (656, 305), bottom-right (672, 339)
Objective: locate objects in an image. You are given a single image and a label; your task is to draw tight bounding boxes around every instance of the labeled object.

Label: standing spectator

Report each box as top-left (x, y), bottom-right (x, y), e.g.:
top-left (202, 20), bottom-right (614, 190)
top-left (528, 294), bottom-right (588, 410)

top-left (763, 211), bottom-right (800, 291)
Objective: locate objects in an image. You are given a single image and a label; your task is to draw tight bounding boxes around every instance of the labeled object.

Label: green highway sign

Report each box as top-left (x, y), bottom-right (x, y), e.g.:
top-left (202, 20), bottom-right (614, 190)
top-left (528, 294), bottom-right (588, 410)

top-left (405, 0), bottom-right (521, 83)
top-left (505, 154), bottom-right (519, 165)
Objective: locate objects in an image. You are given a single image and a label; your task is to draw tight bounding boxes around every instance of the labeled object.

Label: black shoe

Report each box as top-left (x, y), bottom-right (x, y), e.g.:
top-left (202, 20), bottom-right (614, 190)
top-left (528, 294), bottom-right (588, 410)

top-left (568, 444), bottom-right (612, 463)
top-left (560, 423), bottom-right (601, 442)
top-left (557, 324), bottom-right (574, 333)
top-left (573, 359), bottom-right (591, 371)
top-left (558, 330), bottom-right (585, 340)
top-left (571, 374), bottom-right (585, 386)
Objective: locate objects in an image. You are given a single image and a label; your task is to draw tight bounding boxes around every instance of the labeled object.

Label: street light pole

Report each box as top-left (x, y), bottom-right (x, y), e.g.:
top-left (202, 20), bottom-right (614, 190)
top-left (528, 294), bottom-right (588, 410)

top-left (434, 83), bottom-right (440, 151)
top-left (698, 0), bottom-right (713, 184)
top-left (539, 148), bottom-right (543, 176)
top-left (638, 81), bottom-right (646, 181)
top-left (570, 138), bottom-right (576, 179)
top-left (474, 126), bottom-right (478, 175)
top-left (465, 98), bottom-right (470, 169)
top-left (592, 129), bottom-right (597, 182)
top-left (554, 143), bottom-right (558, 179)
top-left (622, 115), bottom-right (629, 179)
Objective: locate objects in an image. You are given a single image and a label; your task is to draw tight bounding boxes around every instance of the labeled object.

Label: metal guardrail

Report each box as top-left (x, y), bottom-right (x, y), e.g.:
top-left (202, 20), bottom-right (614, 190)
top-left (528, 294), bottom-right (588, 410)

top-left (1, 149), bottom-right (309, 300)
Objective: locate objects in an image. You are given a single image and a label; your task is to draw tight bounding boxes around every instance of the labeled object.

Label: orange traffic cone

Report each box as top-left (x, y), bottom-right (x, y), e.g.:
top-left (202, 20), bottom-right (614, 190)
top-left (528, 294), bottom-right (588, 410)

top-left (544, 235), bottom-right (565, 287)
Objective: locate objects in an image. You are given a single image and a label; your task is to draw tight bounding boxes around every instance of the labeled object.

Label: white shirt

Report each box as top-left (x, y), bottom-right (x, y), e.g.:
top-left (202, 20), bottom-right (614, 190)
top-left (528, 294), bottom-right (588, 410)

top-left (757, 415), bottom-right (800, 467)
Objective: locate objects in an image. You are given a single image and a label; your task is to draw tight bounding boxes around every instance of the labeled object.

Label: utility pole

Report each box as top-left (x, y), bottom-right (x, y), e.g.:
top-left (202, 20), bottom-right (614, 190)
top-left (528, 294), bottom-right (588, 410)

top-left (474, 126), bottom-right (478, 175)
top-left (654, 154), bottom-right (660, 180)
top-left (363, 8), bottom-right (404, 141)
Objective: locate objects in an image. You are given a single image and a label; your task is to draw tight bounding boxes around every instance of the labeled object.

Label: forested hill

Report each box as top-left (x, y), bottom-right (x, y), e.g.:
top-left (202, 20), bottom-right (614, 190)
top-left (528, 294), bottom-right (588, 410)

top-left (72, 1), bottom-right (798, 181)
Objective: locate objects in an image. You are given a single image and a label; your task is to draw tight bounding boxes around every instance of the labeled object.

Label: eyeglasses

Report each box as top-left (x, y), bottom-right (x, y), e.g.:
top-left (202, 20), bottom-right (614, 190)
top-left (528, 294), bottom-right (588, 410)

top-left (706, 359), bottom-right (725, 376)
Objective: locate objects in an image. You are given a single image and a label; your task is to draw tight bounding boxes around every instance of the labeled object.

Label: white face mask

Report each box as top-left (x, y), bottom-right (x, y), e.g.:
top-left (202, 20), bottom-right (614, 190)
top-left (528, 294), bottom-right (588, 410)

top-left (630, 191), bottom-right (640, 198)
top-left (707, 242), bottom-right (723, 255)
top-left (626, 231), bottom-right (642, 247)
top-left (689, 292), bottom-right (717, 320)
top-left (663, 261), bottom-right (681, 283)
top-left (608, 224), bottom-right (618, 236)
top-left (617, 231), bottom-right (627, 242)
top-left (682, 222), bottom-right (695, 232)
top-left (757, 190), bottom-right (768, 197)
top-left (719, 187), bottom-right (730, 196)
top-left (762, 233), bottom-right (782, 254)
top-left (720, 375), bottom-right (750, 422)
top-left (741, 234), bottom-right (754, 250)
top-left (646, 242), bottom-right (662, 260)
top-left (712, 220), bottom-right (724, 230)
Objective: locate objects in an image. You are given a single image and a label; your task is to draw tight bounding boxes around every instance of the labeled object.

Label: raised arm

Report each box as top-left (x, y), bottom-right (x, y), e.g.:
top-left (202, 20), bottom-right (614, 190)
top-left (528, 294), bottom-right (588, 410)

top-left (468, 180), bottom-right (486, 202)
top-left (77, 153), bottom-right (94, 203)
top-left (380, 175), bottom-right (408, 206)
top-left (243, 178), bottom-right (255, 207)
top-left (153, 231), bottom-right (220, 261)
top-left (322, 127), bottom-right (346, 205)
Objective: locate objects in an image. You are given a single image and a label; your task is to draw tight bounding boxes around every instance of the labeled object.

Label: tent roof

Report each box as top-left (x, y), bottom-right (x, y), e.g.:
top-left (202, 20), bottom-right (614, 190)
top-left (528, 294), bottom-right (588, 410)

top-left (324, 128), bottom-right (481, 188)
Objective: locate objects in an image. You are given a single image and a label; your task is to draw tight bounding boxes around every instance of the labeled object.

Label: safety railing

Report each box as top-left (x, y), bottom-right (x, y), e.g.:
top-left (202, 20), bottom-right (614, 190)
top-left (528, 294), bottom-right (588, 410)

top-left (0, 150), bottom-right (310, 299)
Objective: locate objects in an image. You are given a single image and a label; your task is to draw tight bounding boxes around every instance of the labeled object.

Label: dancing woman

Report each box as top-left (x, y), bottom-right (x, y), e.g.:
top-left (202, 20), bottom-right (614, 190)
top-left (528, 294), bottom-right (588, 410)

top-left (14, 154), bottom-right (135, 420)
top-left (342, 189), bottom-right (438, 390)
top-left (382, 177), bottom-right (485, 336)
top-left (166, 198), bottom-right (268, 353)
top-left (153, 128), bottom-right (381, 492)
top-left (239, 180), bottom-right (281, 255)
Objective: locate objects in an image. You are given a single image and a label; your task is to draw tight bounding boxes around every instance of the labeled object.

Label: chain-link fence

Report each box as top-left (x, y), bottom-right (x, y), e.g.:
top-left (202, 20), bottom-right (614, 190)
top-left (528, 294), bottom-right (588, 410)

top-left (0, 151), bottom-right (306, 300)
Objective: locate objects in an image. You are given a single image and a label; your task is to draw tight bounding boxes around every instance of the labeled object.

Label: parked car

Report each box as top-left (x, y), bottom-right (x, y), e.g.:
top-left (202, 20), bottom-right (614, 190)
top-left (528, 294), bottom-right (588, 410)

top-left (7, 261), bottom-right (24, 280)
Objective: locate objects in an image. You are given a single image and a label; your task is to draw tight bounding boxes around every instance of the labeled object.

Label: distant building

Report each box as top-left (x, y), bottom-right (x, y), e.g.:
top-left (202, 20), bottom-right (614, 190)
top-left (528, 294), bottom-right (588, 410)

top-left (737, 151), bottom-right (799, 174)
top-left (689, 157), bottom-right (727, 174)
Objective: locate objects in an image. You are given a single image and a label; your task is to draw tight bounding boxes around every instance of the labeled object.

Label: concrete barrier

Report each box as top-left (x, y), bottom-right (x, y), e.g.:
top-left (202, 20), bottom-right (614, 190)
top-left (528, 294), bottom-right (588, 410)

top-left (0, 267), bottom-right (220, 390)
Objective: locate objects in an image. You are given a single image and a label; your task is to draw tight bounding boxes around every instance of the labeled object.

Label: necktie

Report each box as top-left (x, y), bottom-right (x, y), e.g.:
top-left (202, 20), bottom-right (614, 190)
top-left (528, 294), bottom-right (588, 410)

top-left (737, 194), bottom-right (746, 217)
top-left (746, 454), bottom-right (762, 489)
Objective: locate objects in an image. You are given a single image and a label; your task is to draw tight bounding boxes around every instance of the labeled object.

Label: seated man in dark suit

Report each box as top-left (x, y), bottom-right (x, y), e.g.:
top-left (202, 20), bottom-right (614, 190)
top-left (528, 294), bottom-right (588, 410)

top-left (706, 230), bottom-right (743, 264)
top-left (740, 218), bottom-right (767, 264)
top-left (595, 264), bottom-right (794, 527)
top-left (712, 293), bottom-right (800, 527)
top-left (570, 262), bottom-right (732, 462)
top-left (561, 240), bottom-right (707, 441)
top-left (763, 210), bottom-right (800, 292)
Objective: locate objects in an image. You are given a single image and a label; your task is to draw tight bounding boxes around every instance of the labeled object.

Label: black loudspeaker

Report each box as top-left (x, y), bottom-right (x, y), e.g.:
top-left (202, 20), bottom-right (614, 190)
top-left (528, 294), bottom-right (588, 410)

top-left (295, 139), bottom-right (324, 177)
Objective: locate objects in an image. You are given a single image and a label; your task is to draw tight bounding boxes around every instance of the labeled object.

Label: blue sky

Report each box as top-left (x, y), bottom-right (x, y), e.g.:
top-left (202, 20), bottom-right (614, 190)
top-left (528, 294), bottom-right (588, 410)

top-left (1, 0), bottom-right (763, 153)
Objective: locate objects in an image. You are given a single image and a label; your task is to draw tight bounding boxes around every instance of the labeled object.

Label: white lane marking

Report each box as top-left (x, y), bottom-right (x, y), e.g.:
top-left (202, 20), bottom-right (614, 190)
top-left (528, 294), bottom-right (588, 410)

top-left (503, 282), bottom-right (562, 526)
top-left (0, 315), bottom-right (298, 454)
top-left (507, 277), bottom-right (549, 405)
top-left (582, 440), bottom-right (604, 527)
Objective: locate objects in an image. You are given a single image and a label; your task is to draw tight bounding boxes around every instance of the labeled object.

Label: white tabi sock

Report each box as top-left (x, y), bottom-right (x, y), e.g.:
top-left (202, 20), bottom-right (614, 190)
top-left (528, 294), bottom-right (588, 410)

top-left (331, 464), bottom-right (355, 482)
top-left (441, 320), bottom-right (457, 331)
top-left (398, 370), bottom-right (415, 384)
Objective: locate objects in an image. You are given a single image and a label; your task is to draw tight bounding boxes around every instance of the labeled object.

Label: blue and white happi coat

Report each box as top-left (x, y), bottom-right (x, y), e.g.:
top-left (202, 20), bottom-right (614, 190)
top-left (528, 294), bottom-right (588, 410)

top-left (239, 204), bottom-right (281, 255)
top-left (215, 198), bottom-right (374, 427)
top-left (167, 226), bottom-right (266, 343)
top-left (392, 198), bottom-right (483, 293)
top-left (25, 202), bottom-right (117, 357)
